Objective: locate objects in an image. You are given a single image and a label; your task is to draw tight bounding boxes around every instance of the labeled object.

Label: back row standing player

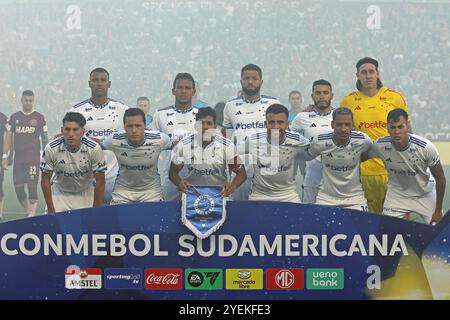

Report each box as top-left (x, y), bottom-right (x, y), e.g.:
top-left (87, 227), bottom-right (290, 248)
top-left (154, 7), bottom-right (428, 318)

top-left (2, 90), bottom-right (48, 217)
top-left (152, 73), bottom-right (198, 201)
top-left (70, 68), bottom-right (128, 204)
top-left (222, 64), bottom-right (280, 200)
top-left (339, 57), bottom-right (409, 213)
top-left (290, 79), bottom-right (334, 203)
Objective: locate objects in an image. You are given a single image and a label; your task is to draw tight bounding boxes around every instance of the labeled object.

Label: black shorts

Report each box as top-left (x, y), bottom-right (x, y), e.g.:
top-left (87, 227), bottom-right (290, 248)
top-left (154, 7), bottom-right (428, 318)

top-left (13, 163), bottom-right (40, 185)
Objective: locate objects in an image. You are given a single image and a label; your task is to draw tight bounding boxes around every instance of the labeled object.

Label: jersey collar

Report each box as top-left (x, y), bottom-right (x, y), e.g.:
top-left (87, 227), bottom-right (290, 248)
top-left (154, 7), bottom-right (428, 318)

top-left (89, 99), bottom-right (110, 109)
top-left (313, 106), bottom-right (333, 116)
top-left (242, 95), bottom-right (262, 104)
top-left (332, 134), bottom-right (350, 148)
top-left (173, 105), bottom-right (194, 113)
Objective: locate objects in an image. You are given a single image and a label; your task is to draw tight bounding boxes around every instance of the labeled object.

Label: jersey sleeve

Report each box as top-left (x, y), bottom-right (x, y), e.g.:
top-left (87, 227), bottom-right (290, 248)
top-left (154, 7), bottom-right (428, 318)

top-left (40, 144), bottom-right (55, 173)
top-left (6, 114), bottom-right (15, 132)
top-left (366, 140), bottom-right (383, 159)
top-left (426, 142), bottom-right (441, 168)
top-left (91, 145), bottom-right (107, 173)
top-left (41, 115), bottom-right (48, 133)
top-left (101, 134), bottom-right (113, 150)
top-left (289, 113), bottom-right (302, 133)
top-left (171, 141), bottom-right (185, 165)
top-left (151, 111), bottom-right (160, 131)
top-left (222, 103), bottom-right (233, 129)
top-left (306, 136), bottom-right (321, 158)
top-left (160, 132), bottom-right (173, 150)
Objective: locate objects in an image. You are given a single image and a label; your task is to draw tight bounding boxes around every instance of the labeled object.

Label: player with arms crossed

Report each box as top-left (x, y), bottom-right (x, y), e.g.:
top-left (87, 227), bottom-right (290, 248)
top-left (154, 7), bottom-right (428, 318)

top-left (101, 108), bottom-right (172, 204)
top-left (368, 109), bottom-right (446, 224)
top-left (40, 112), bottom-right (106, 213)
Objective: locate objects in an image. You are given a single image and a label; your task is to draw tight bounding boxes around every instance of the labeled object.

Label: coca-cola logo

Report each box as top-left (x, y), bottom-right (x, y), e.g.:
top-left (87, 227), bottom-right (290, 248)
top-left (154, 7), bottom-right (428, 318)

top-left (144, 269), bottom-right (183, 290)
top-left (146, 273), bottom-right (180, 285)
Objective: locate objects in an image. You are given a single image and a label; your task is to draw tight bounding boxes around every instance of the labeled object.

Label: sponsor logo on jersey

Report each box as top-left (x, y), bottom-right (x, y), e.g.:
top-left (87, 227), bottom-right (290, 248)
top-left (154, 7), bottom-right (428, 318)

top-left (58, 160), bottom-right (66, 164)
top-left (87, 129), bottom-right (114, 137)
top-left (86, 116), bottom-right (94, 121)
top-left (145, 268), bottom-right (183, 290)
top-left (358, 121), bottom-right (386, 130)
top-left (120, 152), bottom-right (128, 157)
top-left (355, 106), bottom-right (361, 110)
top-left (235, 122), bottom-right (265, 130)
top-left (235, 111), bottom-right (242, 115)
top-left (167, 121), bottom-right (174, 126)
top-left (310, 123), bottom-right (317, 127)
top-left (385, 158), bottom-right (392, 162)
top-left (65, 266), bottom-right (102, 289)
top-left (266, 268), bottom-right (304, 290)
top-left (15, 126), bottom-right (36, 134)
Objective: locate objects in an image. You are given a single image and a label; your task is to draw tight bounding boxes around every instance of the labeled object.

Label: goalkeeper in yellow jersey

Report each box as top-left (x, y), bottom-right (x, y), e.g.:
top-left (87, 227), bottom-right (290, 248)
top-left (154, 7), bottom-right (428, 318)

top-left (339, 57), bottom-right (409, 213)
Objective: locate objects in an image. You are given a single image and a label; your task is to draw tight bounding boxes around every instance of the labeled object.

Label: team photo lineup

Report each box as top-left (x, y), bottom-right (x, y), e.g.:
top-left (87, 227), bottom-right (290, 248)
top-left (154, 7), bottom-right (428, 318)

top-left (0, 58), bottom-right (446, 226)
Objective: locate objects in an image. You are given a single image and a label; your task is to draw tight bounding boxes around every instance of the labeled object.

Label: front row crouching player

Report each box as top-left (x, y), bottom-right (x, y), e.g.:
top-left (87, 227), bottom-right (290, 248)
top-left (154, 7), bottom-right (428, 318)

top-left (307, 107), bottom-right (373, 211)
top-left (101, 108), bottom-right (172, 204)
top-left (368, 108), bottom-right (446, 224)
top-left (245, 104), bottom-right (310, 203)
top-left (169, 107), bottom-right (246, 198)
top-left (40, 112), bottom-right (106, 213)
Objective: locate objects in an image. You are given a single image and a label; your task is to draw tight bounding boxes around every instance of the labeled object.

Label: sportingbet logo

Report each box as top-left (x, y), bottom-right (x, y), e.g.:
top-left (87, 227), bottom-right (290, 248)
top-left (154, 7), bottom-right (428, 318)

top-left (87, 129), bottom-right (114, 137)
top-left (65, 266), bottom-right (102, 289)
top-left (358, 121), bottom-right (386, 130)
top-left (235, 121), bottom-right (265, 130)
top-left (307, 268), bottom-right (344, 290)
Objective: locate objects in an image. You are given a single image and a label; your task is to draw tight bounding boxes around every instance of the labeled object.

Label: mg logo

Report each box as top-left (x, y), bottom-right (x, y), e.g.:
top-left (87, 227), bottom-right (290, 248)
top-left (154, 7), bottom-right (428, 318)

top-left (266, 268), bottom-right (304, 290)
top-left (275, 270), bottom-right (295, 288)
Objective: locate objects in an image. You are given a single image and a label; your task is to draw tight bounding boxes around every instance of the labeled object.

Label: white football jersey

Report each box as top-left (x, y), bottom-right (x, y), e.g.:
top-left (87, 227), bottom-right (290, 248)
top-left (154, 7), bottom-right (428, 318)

top-left (101, 130), bottom-right (172, 192)
top-left (246, 130), bottom-right (309, 201)
top-left (222, 95), bottom-right (280, 144)
top-left (40, 136), bottom-right (106, 193)
top-left (290, 108), bottom-right (333, 188)
top-left (151, 105), bottom-right (198, 142)
top-left (308, 131), bottom-right (372, 205)
top-left (171, 133), bottom-right (238, 186)
top-left (370, 134), bottom-right (440, 198)
top-left (70, 99), bottom-right (128, 178)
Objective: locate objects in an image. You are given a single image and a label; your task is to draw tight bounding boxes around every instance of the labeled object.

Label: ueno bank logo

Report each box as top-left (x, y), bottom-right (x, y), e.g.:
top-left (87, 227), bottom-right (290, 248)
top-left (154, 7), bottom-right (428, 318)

top-left (144, 268), bottom-right (182, 290)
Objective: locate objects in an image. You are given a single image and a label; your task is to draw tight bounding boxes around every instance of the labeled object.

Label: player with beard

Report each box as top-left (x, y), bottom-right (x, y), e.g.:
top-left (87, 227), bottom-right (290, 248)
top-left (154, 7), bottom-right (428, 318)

top-left (222, 64), bottom-right (280, 200)
top-left (290, 80), bottom-right (334, 203)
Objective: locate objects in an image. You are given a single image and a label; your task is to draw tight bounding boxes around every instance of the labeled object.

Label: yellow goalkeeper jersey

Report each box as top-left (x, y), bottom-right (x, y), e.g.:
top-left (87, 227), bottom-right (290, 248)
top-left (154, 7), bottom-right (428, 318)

top-left (339, 86), bottom-right (409, 176)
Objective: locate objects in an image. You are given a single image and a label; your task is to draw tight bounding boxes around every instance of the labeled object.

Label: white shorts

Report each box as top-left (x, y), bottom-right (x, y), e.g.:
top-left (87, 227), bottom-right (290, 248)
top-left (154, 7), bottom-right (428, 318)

top-left (316, 193), bottom-right (368, 212)
top-left (110, 188), bottom-right (163, 205)
top-left (383, 189), bottom-right (435, 223)
top-left (249, 189), bottom-right (301, 203)
top-left (50, 184), bottom-right (94, 213)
